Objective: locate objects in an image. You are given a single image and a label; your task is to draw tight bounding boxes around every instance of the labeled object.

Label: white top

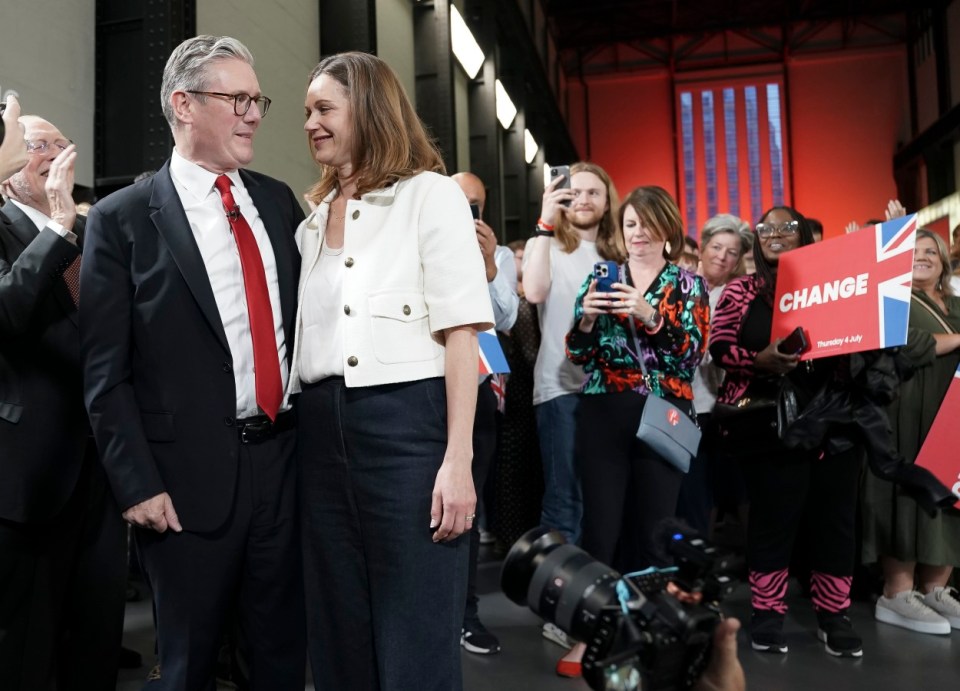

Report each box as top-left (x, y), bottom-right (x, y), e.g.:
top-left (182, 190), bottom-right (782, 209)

top-left (169, 149), bottom-right (289, 418)
top-left (489, 244), bottom-right (519, 332)
top-left (692, 283), bottom-right (726, 415)
top-left (525, 237), bottom-right (600, 405)
top-left (299, 241), bottom-right (346, 381)
top-left (9, 199), bottom-right (75, 242)
top-left (291, 171), bottom-right (494, 389)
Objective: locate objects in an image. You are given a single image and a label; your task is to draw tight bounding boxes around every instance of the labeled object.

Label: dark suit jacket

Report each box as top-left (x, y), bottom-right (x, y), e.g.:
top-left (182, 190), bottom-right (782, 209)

top-left (0, 203), bottom-right (87, 523)
top-left (80, 162), bottom-right (304, 532)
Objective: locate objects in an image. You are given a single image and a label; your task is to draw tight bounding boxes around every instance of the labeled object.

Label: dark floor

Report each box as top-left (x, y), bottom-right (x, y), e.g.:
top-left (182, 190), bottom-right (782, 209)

top-left (117, 546), bottom-right (960, 690)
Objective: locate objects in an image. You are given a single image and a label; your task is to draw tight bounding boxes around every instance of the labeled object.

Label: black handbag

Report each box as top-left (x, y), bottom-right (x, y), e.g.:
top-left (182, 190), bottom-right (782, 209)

top-left (711, 377), bottom-right (798, 454)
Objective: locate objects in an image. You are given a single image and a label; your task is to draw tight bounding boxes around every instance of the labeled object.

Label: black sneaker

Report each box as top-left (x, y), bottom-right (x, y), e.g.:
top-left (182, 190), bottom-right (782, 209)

top-left (461, 619), bottom-right (501, 655)
top-left (750, 610), bottom-right (788, 654)
top-left (817, 611), bottom-right (863, 658)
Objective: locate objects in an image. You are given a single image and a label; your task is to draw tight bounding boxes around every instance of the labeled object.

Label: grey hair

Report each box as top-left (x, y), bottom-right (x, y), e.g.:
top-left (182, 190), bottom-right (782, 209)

top-left (160, 35), bottom-right (254, 129)
top-left (700, 213), bottom-right (753, 255)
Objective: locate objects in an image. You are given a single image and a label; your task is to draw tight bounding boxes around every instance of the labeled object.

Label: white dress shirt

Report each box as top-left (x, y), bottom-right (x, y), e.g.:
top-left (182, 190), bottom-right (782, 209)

top-left (169, 149), bottom-right (289, 418)
top-left (9, 199), bottom-right (77, 243)
top-left (489, 244), bottom-right (519, 332)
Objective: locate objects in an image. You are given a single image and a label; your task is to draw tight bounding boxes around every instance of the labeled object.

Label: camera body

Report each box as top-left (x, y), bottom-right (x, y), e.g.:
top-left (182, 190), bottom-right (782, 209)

top-left (502, 526), bottom-right (740, 691)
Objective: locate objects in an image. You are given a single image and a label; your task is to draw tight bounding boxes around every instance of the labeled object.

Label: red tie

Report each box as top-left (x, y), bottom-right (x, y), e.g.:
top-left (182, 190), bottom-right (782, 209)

top-left (62, 254), bottom-right (81, 307)
top-left (214, 174), bottom-right (282, 421)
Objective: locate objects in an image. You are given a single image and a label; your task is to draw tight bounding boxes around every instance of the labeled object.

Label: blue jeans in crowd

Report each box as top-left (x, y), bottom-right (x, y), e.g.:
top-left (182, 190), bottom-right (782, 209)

top-left (535, 393), bottom-right (582, 545)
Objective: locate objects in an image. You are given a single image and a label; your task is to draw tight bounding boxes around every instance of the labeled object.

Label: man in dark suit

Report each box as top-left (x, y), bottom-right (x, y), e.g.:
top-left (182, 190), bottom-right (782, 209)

top-left (0, 113), bottom-right (127, 690)
top-left (81, 35), bottom-right (306, 690)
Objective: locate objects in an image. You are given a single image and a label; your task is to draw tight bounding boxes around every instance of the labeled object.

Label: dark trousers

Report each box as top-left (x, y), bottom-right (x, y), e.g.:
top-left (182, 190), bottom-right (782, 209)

top-left (675, 413), bottom-right (713, 536)
top-left (0, 446), bottom-right (126, 691)
top-left (299, 377), bottom-right (468, 691)
top-left (137, 427), bottom-right (304, 691)
top-left (576, 392), bottom-right (685, 571)
top-left (742, 445), bottom-right (860, 576)
top-left (464, 380), bottom-right (497, 622)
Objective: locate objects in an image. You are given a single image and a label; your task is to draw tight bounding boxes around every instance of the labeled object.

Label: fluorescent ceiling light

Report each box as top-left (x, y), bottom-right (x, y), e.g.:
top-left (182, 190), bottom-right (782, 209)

top-left (450, 6), bottom-right (484, 79)
top-left (524, 128), bottom-right (538, 164)
top-left (495, 79), bottom-right (517, 129)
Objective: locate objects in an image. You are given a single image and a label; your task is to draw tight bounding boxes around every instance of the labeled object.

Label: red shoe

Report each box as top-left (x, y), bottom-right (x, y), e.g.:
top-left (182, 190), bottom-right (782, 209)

top-left (556, 658), bottom-right (582, 678)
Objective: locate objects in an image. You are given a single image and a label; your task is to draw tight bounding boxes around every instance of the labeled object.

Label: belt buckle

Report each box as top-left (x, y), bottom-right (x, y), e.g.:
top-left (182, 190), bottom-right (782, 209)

top-left (239, 420), bottom-right (271, 444)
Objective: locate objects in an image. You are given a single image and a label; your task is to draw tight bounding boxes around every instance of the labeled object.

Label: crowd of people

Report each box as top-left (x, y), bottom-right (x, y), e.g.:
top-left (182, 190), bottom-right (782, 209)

top-left (1, 32), bottom-right (959, 691)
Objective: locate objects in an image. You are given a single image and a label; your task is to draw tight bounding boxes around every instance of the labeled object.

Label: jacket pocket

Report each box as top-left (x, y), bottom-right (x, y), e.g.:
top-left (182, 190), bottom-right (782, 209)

top-left (141, 411), bottom-right (175, 442)
top-left (368, 290), bottom-right (443, 365)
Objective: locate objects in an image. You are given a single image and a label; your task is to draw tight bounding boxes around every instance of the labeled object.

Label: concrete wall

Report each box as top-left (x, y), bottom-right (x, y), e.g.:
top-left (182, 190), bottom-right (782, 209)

top-left (376, 0), bottom-right (416, 105)
top-left (0, 0), bottom-right (96, 187)
top-left (198, 0), bottom-right (320, 205)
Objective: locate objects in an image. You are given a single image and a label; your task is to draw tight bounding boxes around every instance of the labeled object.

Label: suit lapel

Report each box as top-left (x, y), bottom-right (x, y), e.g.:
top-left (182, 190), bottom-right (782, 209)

top-left (242, 170), bottom-right (296, 352)
top-left (1, 202), bottom-right (79, 326)
top-left (149, 164), bottom-right (231, 354)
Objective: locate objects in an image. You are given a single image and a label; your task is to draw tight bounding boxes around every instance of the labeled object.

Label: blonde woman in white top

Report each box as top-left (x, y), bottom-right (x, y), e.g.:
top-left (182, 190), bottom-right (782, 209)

top-left (293, 52), bottom-right (493, 691)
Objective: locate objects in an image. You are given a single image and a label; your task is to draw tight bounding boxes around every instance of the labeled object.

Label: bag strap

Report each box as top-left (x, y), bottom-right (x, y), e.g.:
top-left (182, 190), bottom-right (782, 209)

top-left (912, 293), bottom-right (956, 334)
top-left (627, 312), bottom-right (664, 397)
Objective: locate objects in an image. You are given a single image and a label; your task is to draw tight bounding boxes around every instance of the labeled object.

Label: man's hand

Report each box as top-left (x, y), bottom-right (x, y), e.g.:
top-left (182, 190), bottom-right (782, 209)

top-left (123, 492), bottom-right (183, 533)
top-left (45, 144), bottom-right (77, 231)
top-left (476, 220), bottom-right (498, 282)
top-left (693, 618), bottom-right (746, 691)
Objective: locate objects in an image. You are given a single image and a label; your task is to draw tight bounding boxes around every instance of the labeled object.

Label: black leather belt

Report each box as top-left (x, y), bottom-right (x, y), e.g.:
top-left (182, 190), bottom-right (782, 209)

top-left (236, 410), bottom-right (295, 444)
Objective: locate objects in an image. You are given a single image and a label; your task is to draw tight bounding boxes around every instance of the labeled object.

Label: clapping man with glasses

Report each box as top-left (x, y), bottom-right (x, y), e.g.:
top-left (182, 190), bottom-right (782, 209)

top-left (80, 36), bottom-right (306, 689)
top-left (0, 102), bottom-right (128, 689)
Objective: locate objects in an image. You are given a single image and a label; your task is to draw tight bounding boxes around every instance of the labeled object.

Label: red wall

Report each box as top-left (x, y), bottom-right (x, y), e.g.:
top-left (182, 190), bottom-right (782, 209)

top-left (568, 47), bottom-right (910, 240)
top-left (787, 49), bottom-right (909, 238)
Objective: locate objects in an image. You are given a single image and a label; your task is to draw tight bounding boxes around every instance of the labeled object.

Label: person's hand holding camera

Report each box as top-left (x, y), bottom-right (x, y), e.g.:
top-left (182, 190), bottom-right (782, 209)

top-left (578, 280), bottom-right (616, 333)
top-left (475, 219), bottom-right (498, 282)
top-left (0, 94), bottom-right (29, 182)
top-left (606, 282), bottom-right (659, 326)
top-left (539, 175), bottom-right (575, 229)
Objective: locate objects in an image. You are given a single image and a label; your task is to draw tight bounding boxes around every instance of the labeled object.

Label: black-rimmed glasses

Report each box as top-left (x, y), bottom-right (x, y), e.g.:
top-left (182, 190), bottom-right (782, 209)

top-left (756, 220), bottom-right (799, 238)
top-left (185, 90), bottom-right (271, 117)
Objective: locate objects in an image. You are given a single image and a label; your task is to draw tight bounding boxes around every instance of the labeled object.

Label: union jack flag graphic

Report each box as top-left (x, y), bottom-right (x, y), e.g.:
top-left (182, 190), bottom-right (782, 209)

top-left (915, 362), bottom-right (960, 509)
top-left (478, 330), bottom-right (510, 375)
top-left (872, 213), bottom-right (917, 348)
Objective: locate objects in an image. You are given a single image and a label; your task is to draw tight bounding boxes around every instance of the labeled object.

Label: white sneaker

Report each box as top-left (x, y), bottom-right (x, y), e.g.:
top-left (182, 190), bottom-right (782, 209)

top-left (875, 590), bottom-right (951, 635)
top-left (923, 587), bottom-right (960, 629)
top-left (541, 622), bottom-right (572, 649)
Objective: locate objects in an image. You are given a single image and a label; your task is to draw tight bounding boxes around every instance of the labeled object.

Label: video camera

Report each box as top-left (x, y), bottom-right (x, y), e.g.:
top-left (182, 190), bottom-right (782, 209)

top-left (500, 524), bottom-right (741, 691)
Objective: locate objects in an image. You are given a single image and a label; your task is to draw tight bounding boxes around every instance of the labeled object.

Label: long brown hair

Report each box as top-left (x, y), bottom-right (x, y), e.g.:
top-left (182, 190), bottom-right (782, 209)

top-left (616, 186), bottom-right (684, 263)
top-left (555, 162), bottom-right (621, 260)
top-left (304, 52), bottom-right (444, 204)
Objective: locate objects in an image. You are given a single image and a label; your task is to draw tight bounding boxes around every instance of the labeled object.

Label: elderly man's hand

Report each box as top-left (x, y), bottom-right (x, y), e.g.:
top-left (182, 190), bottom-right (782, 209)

top-left (45, 144), bottom-right (78, 231)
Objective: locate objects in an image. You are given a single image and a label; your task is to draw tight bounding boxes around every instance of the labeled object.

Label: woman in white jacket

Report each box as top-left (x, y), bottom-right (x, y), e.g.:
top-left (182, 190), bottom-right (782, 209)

top-left (293, 52), bottom-right (493, 691)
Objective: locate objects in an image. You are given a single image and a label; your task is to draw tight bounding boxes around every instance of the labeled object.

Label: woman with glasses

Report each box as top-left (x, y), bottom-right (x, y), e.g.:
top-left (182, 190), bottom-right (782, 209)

top-left (710, 207), bottom-right (864, 658)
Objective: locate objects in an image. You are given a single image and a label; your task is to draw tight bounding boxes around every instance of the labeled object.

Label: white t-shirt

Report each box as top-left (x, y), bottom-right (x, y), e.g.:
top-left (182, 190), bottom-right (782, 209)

top-left (299, 241), bottom-right (346, 381)
top-left (526, 238), bottom-right (601, 405)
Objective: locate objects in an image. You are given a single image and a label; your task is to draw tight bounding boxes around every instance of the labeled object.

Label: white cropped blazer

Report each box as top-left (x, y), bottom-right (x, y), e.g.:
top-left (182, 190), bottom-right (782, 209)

top-left (290, 171), bottom-right (494, 389)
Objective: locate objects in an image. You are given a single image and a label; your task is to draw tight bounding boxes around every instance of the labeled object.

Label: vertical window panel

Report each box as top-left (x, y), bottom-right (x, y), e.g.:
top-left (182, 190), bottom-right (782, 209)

top-left (680, 92), bottom-right (697, 233)
top-left (675, 75), bottom-right (788, 231)
top-left (701, 90), bottom-right (718, 218)
top-left (766, 83), bottom-right (785, 206)
top-left (723, 88), bottom-right (739, 218)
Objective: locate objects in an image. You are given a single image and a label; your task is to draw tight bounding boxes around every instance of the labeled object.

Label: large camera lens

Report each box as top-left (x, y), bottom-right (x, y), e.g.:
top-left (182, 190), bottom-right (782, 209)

top-left (501, 527), bottom-right (620, 642)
